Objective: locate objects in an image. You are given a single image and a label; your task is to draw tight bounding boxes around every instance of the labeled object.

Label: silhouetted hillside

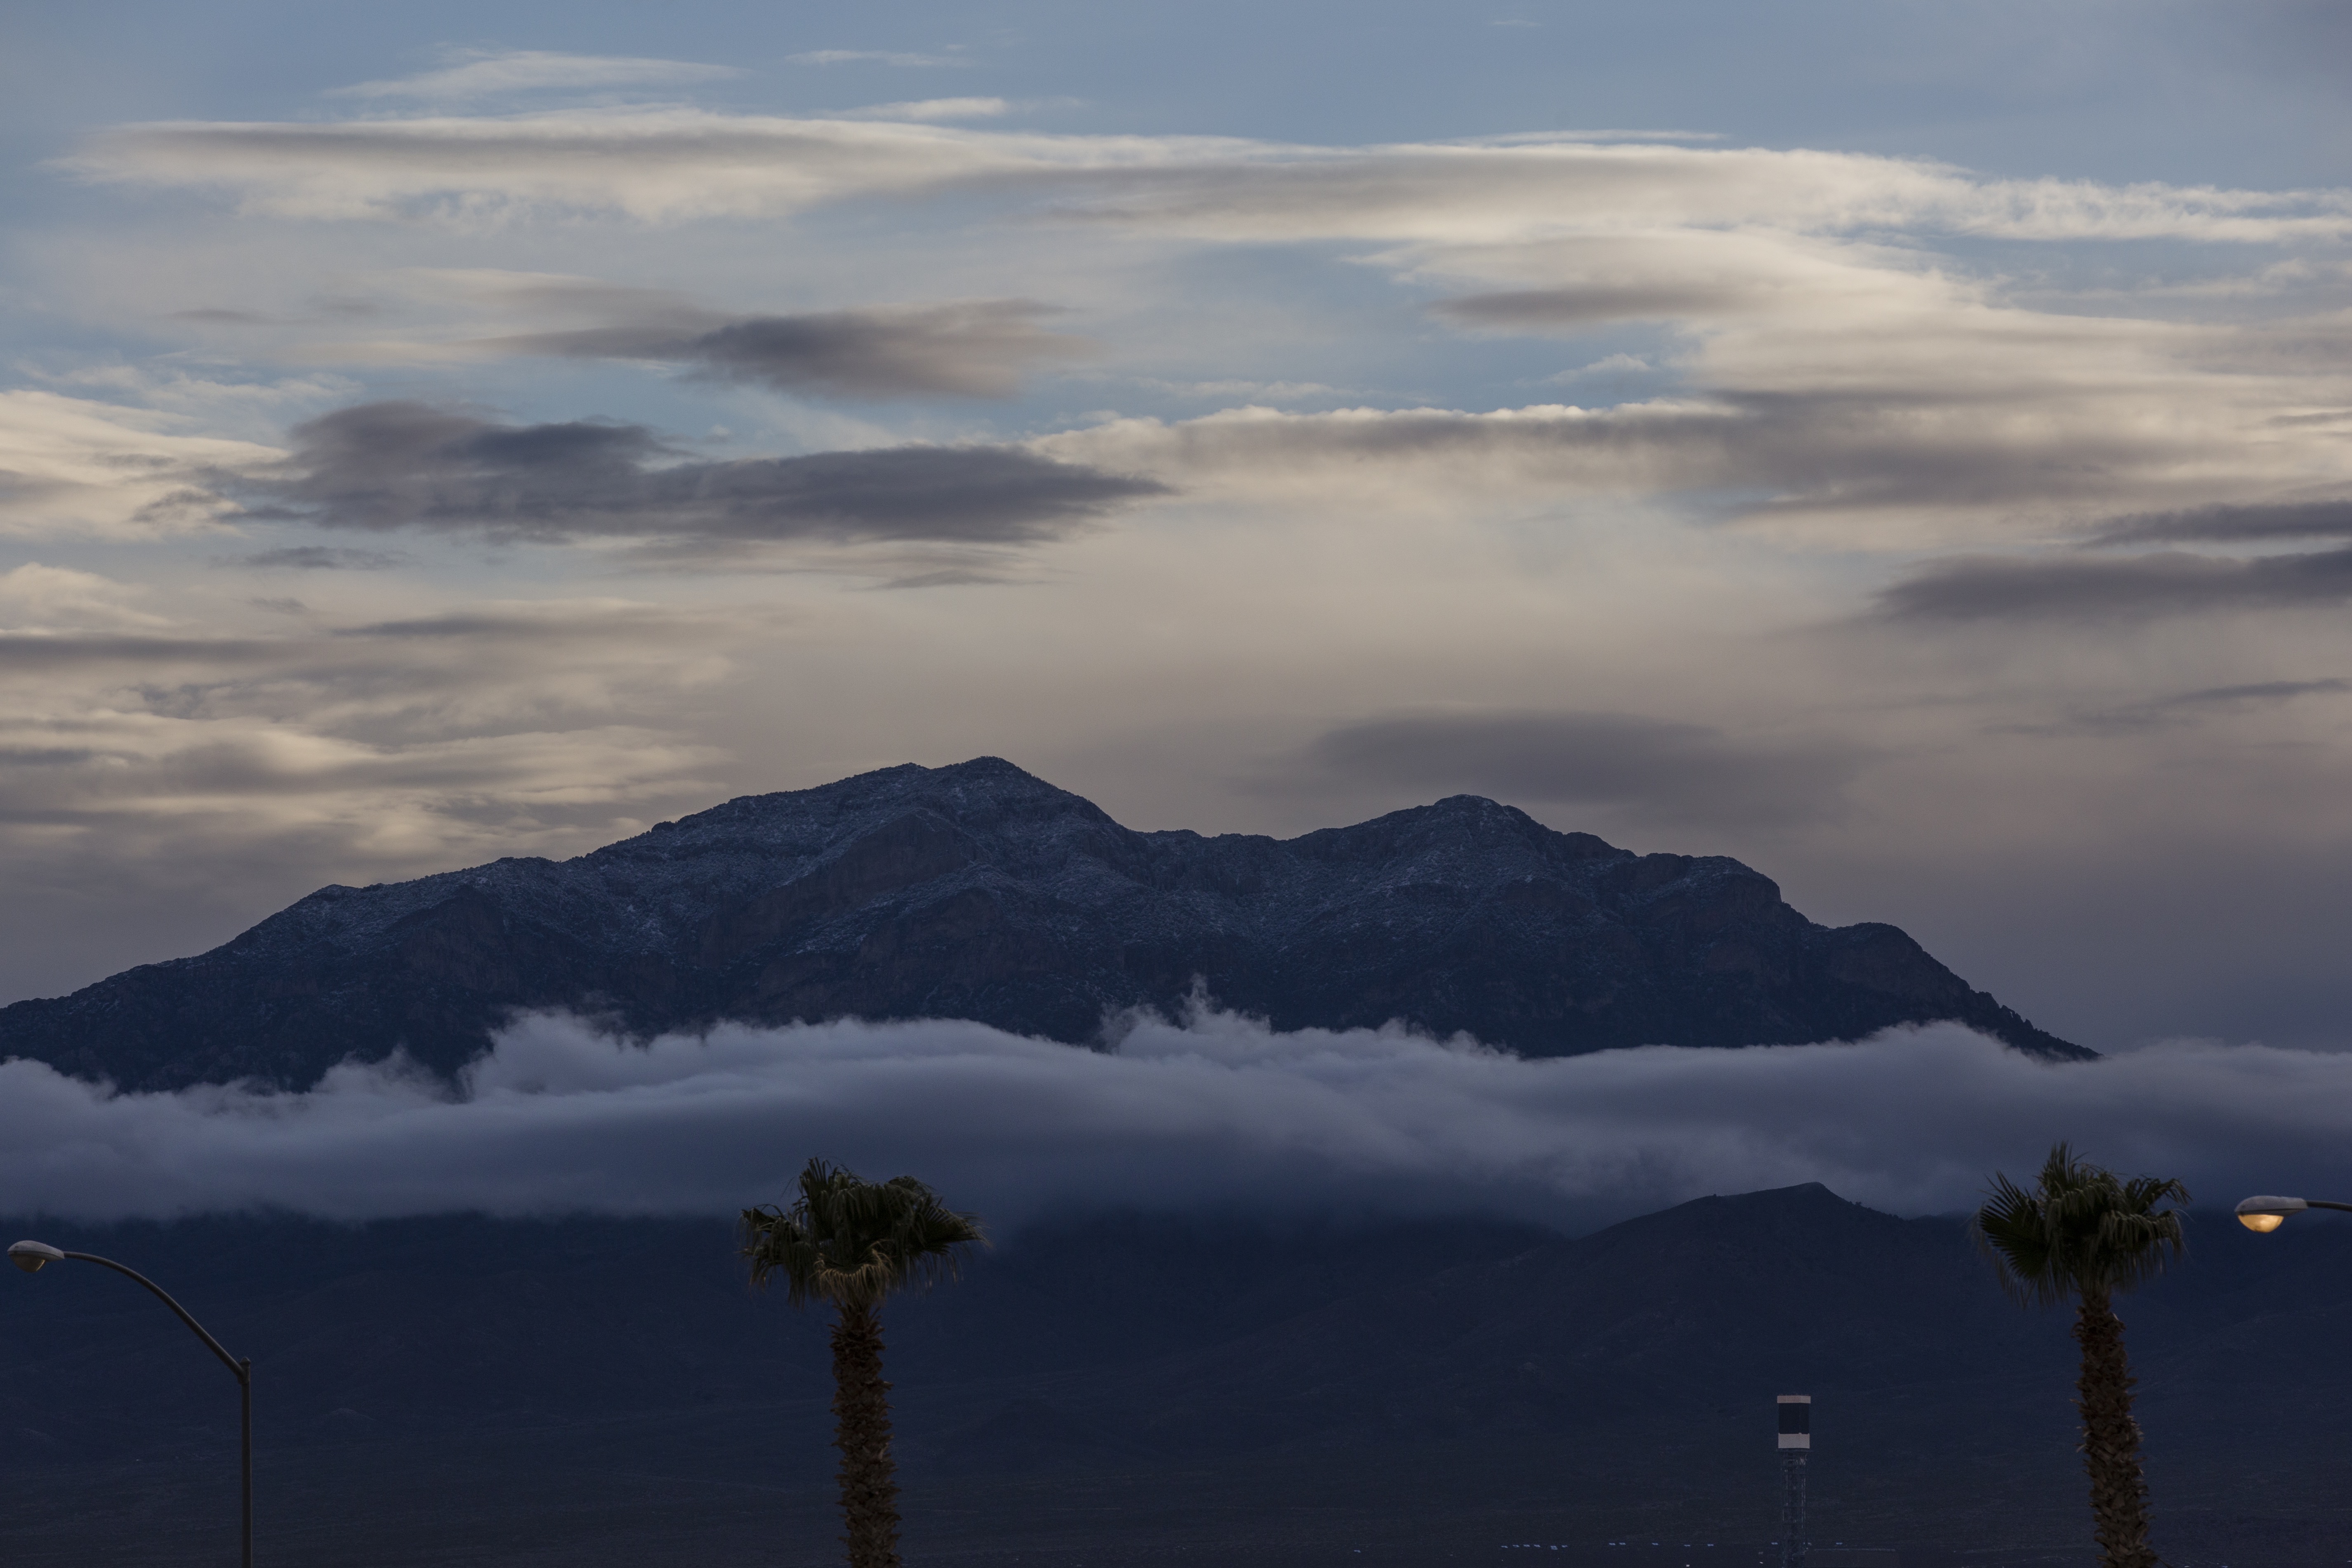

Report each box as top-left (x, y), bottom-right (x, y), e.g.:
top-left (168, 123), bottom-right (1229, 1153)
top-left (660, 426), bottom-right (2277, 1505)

top-left (0, 758), bottom-right (2084, 1089)
top-left (1, 1186), bottom-right (2345, 1566)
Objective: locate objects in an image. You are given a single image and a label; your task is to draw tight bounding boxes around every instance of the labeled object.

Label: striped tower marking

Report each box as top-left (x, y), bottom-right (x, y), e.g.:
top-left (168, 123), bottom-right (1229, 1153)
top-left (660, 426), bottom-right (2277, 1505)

top-left (1777, 1397), bottom-right (1810, 1568)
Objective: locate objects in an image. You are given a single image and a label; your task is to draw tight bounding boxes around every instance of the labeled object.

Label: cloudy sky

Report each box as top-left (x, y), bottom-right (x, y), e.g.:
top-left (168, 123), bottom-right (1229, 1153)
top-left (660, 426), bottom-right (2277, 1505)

top-left (5, 0), bottom-right (2352, 1058)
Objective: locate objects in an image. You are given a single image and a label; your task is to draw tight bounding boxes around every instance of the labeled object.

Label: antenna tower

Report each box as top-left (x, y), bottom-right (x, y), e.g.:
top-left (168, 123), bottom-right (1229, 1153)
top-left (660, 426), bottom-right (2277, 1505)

top-left (1777, 1394), bottom-right (1810, 1568)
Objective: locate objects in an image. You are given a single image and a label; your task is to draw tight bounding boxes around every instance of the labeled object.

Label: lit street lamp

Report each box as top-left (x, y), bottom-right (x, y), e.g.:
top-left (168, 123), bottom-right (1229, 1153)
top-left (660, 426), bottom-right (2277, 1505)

top-left (2235, 1195), bottom-right (2352, 1233)
top-left (8, 1239), bottom-right (252, 1568)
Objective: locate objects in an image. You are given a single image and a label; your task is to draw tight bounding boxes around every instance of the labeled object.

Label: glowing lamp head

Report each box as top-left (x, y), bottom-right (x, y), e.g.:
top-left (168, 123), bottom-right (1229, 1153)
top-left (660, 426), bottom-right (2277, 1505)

top-left (2237, 1196), bottom-right (2308, 1233)
top-left (7, 1240), bottom-right (64, 1274)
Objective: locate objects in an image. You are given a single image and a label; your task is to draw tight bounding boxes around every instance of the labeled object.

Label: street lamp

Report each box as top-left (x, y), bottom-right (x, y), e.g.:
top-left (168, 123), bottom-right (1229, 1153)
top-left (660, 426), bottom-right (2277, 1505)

top-left (2235, 1195), bottom-right (2352, 1233)
top-left (8, 1239), bottom-right (252, 1568)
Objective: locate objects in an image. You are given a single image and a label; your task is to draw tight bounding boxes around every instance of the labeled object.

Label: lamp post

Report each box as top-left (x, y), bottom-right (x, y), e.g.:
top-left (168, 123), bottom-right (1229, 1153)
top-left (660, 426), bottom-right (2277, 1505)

top-left (8, 1239), bottom-right (252, 1568)
top-left (2235, 1195), bottom-right (2352, 1233)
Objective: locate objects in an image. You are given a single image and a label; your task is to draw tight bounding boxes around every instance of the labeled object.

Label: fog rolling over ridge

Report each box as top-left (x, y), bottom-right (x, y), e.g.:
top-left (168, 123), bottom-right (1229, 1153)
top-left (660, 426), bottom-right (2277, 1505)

top-left (11, 758), bottom-right (2330, 1240)
top-left (4, 1012), bottom-right (2352, 1231)
top-left (0, 757), bottom-right (2082, 1095)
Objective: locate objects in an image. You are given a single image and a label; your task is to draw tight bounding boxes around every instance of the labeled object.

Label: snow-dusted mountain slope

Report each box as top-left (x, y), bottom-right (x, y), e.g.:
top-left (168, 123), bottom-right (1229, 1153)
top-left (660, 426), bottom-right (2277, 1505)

top-left (0, 757), bottom-right (2088, 1090)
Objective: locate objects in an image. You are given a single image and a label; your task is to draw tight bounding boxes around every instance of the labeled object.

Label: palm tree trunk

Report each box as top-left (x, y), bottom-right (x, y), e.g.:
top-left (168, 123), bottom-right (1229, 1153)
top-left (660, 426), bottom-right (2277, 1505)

top-left (2074, 1288), bottom-right (2157, 1568)
top-left (830, 1302), bottom-right (901, 1568)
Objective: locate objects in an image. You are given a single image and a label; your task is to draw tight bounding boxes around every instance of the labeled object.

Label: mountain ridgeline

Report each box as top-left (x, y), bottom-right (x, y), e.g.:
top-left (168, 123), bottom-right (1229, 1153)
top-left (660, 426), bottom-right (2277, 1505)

top-left (0, 757), bottom-right (2086, 1090)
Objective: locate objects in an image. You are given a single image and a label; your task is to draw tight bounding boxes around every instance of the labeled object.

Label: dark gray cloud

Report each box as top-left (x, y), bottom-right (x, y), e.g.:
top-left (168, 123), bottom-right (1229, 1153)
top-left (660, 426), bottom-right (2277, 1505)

top-left (330, 610), bottom-right (692, 643)
top-left (0, 470), bottom-right (73, 507)
top-left (0, 608), bottom-right (714, 689)
top-left (2003, 677), bottom-right (2352, 738)
top-left (482, 299), bottom-right (1082, 398)
top-left (222, 545), bottom-right (403, 571)
top-left (237, 401), bottom-right (1168, 552)
top-left (1879, 546), bottom-right (2352, 621)
top-left (1296, 711), bottom-right (1865, 828)
top-left (2090, 499), bottom-right (2352, 546)
top-left (0, 633), bottom-right (277, 672)
top-left (2155, 677), bottom-right (2352, 708)
top-left (1434, 285), bottom-right (1748, 328)
top-left (6, 1011), bottom-right (2352, 1235)
top-left (1883, 495), bottom-right (2352, 622)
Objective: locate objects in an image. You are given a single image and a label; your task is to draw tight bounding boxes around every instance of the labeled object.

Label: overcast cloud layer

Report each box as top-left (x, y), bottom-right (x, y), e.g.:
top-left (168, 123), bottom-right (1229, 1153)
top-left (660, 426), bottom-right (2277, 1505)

top-left (7, 5), bottom-right (2352, 1058)
top-left (3, 1011), bottom-right (2347, 1232)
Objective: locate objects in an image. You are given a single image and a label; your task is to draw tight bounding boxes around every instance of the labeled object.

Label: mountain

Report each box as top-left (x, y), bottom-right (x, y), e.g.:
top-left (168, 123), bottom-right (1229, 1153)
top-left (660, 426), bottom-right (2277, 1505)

top-left (0, 757), bottom-right (2086, 1091)
top-left (3, 1186), bottom-right (2345, 1567)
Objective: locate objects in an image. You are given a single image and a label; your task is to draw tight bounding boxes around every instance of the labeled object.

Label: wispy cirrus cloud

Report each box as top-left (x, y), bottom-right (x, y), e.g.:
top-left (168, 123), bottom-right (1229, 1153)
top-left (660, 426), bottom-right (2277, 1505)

top-left (0, 583), bottom-right (740, 836)
top-left (0, 557), bottom-right (758, 999)
top-left (1031, 390), bottom-right (2272, 542)
top-left (0, 562), bottom-right (174, 632)
top-left (222, 545), bottom-right (405, 571)
top-left (57, 112), bottom-right (1046, 224)
top-left (61, 113), bottom-right (2352, 241)
top-left (838, 97), bottom-right (1013, 122)
top-left (0, 390), bottom-right (282, 540)
top-left (787, 49), bottom-right (969, 68)
top-left (330, 49), bottom-right (742, 101)
top-left (59, 112), bottom-right (2352, 556)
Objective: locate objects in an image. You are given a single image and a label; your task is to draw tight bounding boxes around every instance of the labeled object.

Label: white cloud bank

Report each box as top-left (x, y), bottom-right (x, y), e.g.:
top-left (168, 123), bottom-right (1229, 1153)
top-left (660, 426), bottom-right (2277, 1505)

top-left (2, 1010), bottom-right (2345, 1233)
top-left (61, 113), bottom-right (2352, 240)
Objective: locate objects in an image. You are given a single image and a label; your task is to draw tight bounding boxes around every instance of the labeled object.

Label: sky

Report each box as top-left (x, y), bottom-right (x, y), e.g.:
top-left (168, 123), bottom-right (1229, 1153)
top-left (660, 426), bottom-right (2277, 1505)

top-left (5, 0), bottom-right (2352, 1063)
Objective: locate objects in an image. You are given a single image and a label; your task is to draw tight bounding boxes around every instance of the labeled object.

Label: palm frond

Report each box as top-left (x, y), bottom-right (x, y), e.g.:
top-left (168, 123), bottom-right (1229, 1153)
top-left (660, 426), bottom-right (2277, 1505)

top-left (1971, 1142), bottom-right (2188, 1309)
top-left (1974, 1167), bottom-right (2069, 1309)
top-left (742, 1157), bottom-right (987, 1312)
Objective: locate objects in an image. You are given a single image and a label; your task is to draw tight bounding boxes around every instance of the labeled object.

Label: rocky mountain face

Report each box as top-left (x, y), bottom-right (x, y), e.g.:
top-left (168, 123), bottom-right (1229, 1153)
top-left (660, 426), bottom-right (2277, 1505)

top-left (0, 756), bottom-right (2086, 1091)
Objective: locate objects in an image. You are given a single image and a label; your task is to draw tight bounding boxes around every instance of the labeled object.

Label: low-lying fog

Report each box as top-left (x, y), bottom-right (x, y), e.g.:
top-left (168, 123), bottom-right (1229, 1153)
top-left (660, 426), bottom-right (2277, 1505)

top-left (3, 1008), bottom-right (2341, 1230)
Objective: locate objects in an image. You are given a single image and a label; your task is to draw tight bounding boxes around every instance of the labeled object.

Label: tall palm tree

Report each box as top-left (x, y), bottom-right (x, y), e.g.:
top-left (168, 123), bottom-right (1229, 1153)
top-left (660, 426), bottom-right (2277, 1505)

top-left (1973, 1143), bottom-right (2188, 1568)
top-left (742, 1158), bottom-right (985, 1568)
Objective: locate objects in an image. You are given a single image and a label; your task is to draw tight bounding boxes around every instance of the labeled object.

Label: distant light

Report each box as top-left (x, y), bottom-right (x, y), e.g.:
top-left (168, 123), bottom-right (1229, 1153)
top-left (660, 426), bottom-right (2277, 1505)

top-left (2237, 1196), bottom-right (2308, 1232)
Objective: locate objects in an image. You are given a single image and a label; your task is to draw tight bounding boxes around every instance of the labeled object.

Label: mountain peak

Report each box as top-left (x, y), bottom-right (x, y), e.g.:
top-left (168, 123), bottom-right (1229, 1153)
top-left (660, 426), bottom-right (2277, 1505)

top-left (660, 757), bottom-right (1102, 831)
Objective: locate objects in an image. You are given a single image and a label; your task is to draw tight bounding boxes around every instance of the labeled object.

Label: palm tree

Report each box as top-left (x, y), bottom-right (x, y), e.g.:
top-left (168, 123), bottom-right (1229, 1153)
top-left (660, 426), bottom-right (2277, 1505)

top-left (742, 1158), bottom-right (985, 1568)
top-left (1973, 1143), bottom-right (2188, 1568)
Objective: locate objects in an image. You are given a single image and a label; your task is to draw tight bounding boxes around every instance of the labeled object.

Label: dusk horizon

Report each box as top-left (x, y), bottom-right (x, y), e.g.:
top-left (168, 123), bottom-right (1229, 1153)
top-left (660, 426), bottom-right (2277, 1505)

top-left (7, 0), bottom-right (2352, 1057)
top-left (7, 5), bottom-right (2352, 1566)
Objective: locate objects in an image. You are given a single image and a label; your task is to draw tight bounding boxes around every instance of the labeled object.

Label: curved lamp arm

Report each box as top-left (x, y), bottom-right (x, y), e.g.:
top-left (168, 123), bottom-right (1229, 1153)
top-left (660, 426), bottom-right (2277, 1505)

top-left (8, 1241), bottom-right (246, 1382)
top-left (9, 1238), bottom-right (254, 1568)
